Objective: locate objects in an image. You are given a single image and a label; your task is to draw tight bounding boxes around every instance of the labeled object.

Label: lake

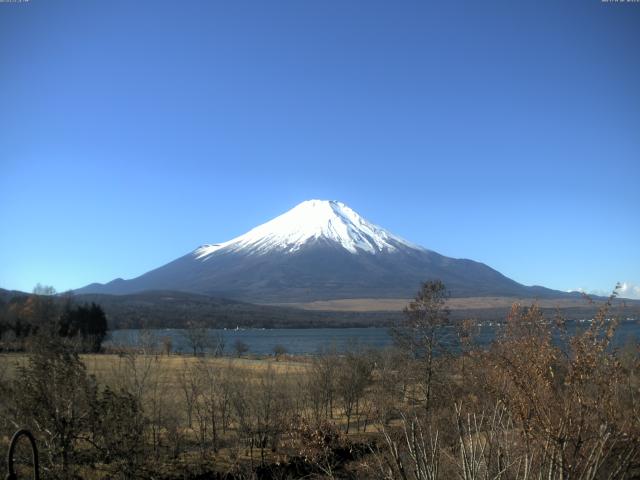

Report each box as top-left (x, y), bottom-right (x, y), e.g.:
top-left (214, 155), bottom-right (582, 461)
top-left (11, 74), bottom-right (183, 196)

top-left (105, 318), bottom-right (640, 356)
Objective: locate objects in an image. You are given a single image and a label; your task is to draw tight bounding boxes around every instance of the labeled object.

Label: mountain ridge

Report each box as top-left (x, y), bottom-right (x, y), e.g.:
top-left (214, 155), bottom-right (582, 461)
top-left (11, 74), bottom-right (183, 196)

top-left (76, 200), bottom-right (578, 302)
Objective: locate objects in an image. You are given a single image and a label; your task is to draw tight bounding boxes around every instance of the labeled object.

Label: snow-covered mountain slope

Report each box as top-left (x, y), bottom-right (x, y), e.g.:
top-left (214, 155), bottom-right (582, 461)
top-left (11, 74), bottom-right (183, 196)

top-left (76, 200), bottom-right (569, 302)
top-left (193, 199), bottom-right (422, 258)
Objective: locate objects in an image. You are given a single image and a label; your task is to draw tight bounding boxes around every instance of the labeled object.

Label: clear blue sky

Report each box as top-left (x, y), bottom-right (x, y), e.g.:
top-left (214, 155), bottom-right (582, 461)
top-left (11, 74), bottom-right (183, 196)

top-left (1, 0), bottom-right (638, 298)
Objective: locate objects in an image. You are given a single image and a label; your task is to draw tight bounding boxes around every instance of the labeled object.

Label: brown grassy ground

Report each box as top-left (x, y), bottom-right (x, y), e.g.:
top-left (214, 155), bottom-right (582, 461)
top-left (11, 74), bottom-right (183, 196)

top-left (1, 352), bottom-right (311, 386)
top-left (266, 296), bottom-right (633, 312)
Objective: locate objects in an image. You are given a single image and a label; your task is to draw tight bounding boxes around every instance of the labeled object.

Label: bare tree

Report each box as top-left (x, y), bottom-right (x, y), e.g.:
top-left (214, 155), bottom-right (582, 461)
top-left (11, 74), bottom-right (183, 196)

top-left (230, 366), bottom-right (291, 466)
top-left (193, 358), bottom-right (225, 453)
top-left (160, 336), bottom-right (172, 356)
top-left (183, 322), bottom-right (211, 356)
top-left (336, 349), bottom-right (373, 433)
top-left (177, 360), bottom-right (199, 429)
top-left (392, 280), bottom-right (450, 414)
top-left (308, 351), bottom-right (339, 421)
top-left (213, 331), bottom-right (225, 357)
top-left (234, 339), bottom-right (249, 357)
top-left (371, 347), bottom-right (407, 427)
top-left (273, 344), bottom-right (287, 360)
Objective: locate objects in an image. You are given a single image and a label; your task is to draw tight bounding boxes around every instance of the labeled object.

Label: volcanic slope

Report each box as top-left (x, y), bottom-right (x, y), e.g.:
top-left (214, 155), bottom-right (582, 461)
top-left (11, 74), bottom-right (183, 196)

top-left (77, 200), bottom-right (569, 302)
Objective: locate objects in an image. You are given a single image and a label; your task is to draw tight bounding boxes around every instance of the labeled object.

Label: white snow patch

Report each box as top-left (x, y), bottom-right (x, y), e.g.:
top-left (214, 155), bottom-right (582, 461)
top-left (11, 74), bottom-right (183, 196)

top-left (194, 200), bottom-right (423, 259)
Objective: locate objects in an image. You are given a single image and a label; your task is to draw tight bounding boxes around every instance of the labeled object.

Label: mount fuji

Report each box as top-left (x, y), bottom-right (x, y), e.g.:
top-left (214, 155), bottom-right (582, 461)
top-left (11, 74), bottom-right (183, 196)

top-left (76, 200), bottom-right (566, 302)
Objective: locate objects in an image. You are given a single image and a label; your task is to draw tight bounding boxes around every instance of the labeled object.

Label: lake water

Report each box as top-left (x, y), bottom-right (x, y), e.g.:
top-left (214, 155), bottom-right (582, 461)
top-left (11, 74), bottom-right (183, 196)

top-left (105, 318), bottom-right (640, 356)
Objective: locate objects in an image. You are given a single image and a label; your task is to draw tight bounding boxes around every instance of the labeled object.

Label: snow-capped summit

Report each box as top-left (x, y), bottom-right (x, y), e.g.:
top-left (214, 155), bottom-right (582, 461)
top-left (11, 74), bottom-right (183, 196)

top-left (194, 199), bottom-right (421, 259)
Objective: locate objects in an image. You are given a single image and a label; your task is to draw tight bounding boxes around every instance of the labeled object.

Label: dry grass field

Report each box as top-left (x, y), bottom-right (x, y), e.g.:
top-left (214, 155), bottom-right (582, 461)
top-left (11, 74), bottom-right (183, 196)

top-left (1, 352), bottom-right (313, 406)
top-left (268, 295), bottom-right (632, 311)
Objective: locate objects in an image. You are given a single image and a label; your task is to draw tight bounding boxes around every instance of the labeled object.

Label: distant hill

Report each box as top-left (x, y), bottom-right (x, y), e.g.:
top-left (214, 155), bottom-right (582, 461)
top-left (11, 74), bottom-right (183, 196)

top-left (2, 287), bottom-right (393, 328)
top-left (0, 288), bottom-right (28, 303)
top-left (3, 288), bottom-right (637, 330)
top-left (65, 290), bottom-right (400, 329)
